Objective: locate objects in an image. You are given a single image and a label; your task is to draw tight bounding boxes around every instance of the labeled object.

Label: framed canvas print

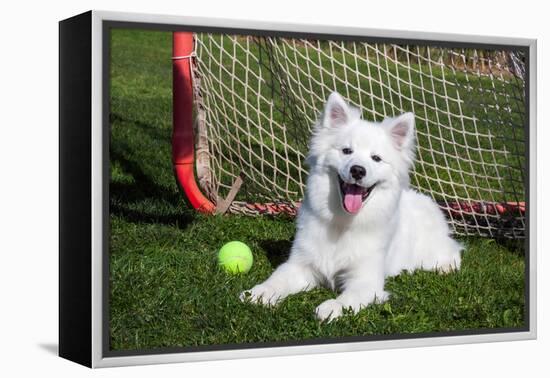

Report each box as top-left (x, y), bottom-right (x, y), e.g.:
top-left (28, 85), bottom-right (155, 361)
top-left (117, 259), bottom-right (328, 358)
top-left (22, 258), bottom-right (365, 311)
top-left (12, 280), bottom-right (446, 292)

top-left (59, 10), bottom-right (537, 368)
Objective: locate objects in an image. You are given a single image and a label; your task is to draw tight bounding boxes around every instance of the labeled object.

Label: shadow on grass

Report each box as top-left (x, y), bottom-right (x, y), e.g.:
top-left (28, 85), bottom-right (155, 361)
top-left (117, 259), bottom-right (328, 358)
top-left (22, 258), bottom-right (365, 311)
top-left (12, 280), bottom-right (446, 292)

top-left (488, 237), bottom-right (526, 256)
top-left (259, 239), bottom-right (292, 268)
top-left (110, 202), bottom-right (194, 229)
top-left (110, 139), bottom-right (195, 229)
top-left (111, 113), bottom-right (170, 142)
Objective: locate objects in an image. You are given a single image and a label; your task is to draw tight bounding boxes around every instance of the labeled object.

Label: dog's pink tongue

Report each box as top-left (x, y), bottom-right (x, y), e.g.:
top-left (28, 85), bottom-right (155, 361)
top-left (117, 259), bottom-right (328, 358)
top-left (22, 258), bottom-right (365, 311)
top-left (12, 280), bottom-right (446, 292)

top-left (343, 185), bottom-right (363, 214)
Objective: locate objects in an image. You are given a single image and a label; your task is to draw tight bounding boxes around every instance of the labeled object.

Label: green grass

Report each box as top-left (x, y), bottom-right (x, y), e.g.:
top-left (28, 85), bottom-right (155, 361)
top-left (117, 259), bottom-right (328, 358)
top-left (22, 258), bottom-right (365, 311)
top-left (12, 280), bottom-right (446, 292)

top-left (109, 29), bottom-right (526, 352)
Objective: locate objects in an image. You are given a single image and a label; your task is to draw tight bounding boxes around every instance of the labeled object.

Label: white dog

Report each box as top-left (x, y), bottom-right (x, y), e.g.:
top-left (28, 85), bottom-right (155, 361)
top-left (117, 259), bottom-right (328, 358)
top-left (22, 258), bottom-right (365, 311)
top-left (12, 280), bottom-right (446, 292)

top-left (241, 92), bottom-right (462, 321)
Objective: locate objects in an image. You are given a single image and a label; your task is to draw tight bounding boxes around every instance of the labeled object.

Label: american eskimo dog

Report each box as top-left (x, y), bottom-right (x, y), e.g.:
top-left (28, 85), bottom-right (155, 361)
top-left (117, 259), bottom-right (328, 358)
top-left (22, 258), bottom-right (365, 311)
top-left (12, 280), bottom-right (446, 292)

top-left (240, 92), bottom-right (462, 321)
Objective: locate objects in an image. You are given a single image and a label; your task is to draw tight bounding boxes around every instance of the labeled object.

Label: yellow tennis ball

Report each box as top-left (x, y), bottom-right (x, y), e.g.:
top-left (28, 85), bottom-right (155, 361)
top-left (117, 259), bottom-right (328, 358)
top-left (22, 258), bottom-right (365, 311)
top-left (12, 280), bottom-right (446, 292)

top-left (218, 241), bottom-right (253, 274)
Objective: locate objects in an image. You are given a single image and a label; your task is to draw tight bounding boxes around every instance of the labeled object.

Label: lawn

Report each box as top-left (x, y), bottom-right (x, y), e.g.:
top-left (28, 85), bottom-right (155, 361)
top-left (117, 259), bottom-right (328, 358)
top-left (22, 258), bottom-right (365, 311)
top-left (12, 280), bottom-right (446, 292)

top-left (109, 29), bottom-right (526, 352)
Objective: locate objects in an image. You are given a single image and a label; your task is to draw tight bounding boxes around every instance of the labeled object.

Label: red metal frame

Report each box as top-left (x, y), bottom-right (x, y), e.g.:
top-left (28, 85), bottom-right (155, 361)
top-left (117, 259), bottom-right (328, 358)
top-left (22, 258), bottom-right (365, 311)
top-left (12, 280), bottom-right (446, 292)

top-left (172, 32), bottom-right (215, 213)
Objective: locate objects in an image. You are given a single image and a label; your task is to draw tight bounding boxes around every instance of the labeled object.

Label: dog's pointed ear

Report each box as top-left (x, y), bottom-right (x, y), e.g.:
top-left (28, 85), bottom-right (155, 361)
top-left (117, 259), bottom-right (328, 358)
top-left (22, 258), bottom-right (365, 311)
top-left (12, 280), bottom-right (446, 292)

top-left (385, 112), bottom-right (415, 150)
top-left (322, 92), bottom-right (360, 128)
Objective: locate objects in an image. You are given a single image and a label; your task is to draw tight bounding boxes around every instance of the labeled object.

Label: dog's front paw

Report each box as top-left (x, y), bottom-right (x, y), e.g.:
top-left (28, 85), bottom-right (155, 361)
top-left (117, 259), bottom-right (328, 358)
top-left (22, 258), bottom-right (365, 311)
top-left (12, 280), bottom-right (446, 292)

top-left (240, 284), bottom-right (283, 307)
top-left (315, 299), bottom-right (344, 322)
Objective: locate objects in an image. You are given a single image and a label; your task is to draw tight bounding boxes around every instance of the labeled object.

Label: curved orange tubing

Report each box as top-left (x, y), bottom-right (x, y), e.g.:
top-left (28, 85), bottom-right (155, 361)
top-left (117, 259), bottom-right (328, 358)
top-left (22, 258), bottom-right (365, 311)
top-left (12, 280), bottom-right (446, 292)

top-left (172, 32), bottom-right (215, 213)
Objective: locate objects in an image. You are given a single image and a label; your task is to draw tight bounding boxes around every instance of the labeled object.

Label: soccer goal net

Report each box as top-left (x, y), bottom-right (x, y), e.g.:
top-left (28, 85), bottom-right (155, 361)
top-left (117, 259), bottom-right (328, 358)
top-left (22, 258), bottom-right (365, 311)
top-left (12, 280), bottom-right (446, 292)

top-left (173, 32), bottom-right (526, 239)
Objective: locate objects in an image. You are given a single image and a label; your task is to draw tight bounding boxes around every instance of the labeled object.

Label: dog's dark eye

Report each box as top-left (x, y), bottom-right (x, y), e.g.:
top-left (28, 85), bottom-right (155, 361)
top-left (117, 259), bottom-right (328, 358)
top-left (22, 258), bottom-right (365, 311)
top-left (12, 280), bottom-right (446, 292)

top-left (371, 154), bottom-right (382, 162)
top-left (342, 148), bottom-right (353, 155)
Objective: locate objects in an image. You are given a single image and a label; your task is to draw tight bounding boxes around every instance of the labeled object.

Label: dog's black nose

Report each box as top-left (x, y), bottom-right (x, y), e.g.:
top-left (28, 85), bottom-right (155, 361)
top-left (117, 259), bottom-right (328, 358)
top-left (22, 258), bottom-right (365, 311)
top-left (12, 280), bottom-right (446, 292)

top-left (350, 165), bottom-right (366, 180)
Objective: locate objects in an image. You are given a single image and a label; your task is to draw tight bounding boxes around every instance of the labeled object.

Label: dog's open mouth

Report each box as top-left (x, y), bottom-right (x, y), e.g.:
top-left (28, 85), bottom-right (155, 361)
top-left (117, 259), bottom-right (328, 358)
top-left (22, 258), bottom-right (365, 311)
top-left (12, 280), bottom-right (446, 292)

top-left (338, 177), bottom-right (376, 214)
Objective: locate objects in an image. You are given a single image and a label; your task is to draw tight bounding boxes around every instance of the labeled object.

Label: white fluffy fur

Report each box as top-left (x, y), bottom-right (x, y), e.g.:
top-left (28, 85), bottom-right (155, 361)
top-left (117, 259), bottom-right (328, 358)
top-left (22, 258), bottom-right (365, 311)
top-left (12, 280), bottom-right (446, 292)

top-left (240, 92), bottom-right (462, 321)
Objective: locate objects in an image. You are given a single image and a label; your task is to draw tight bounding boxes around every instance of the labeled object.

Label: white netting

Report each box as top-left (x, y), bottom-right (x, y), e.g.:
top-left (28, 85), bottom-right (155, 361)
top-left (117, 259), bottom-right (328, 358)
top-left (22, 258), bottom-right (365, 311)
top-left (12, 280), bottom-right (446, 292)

top-left (190, 33), bottom-right (526, 238)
